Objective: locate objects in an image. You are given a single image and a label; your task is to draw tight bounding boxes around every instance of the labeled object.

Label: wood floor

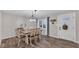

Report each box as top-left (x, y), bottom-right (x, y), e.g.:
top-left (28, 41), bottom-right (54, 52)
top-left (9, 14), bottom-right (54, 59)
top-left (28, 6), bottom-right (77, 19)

top-left (0, 36), bottom-right (79, 48)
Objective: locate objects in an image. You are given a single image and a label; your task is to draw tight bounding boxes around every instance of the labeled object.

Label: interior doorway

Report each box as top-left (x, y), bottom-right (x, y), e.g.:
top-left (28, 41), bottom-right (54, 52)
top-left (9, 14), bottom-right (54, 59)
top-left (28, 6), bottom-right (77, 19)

top-left (37, 18), bottom-right (48, 36)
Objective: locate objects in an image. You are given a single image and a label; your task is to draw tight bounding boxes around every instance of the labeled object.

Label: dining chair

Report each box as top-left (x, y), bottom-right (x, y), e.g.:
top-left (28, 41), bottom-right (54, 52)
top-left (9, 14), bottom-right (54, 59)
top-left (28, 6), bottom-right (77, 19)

top-left (35, 28), bottom-right (42, 41)
top-left (29, 29), bottom-right (36, 45)
top-left (15, 28), bottom-right (26, 47)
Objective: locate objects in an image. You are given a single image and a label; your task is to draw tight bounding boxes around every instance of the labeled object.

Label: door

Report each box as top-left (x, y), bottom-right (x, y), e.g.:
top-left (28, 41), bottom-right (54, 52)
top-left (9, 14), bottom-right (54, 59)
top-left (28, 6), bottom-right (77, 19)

top-left (58, 13), bottom-right (76, 42)
top-left (42, 19), bottom-right (47, 35)
top-left (37, 18), bottom-right (47, 35)
top-left (49, 17), bottom-right (58, 37)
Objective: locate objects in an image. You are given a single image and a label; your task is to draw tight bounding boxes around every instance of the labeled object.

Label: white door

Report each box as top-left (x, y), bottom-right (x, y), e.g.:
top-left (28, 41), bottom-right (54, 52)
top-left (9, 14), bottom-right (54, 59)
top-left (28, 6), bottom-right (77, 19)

top-left (58, 13), bottom-right (76, 42)
top-left (49, 17), bottom-right (58, 37)
top-left (38, 18), bottom-right (47, 35)
top-left (42, 19), bottom-right (47, 35)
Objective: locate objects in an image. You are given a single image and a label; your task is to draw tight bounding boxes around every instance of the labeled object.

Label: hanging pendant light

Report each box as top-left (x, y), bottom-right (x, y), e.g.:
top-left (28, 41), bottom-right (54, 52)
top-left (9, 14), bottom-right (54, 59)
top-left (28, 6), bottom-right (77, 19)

top-left (30, 10), bottom-right (37, 22)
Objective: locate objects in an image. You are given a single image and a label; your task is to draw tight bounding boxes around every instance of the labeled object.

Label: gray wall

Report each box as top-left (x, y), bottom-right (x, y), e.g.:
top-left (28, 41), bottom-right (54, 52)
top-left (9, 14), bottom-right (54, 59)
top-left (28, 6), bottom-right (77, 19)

top-left (1, 12), bottom-right (37, 39)
top-left (0, 12), bottom-right (2, 44)
top-left (1, 12), bottom-right (25, 39)
top-left (76, 11), bottom-right (79, 44)
top-left (49, 11), bottom-right (79, 44)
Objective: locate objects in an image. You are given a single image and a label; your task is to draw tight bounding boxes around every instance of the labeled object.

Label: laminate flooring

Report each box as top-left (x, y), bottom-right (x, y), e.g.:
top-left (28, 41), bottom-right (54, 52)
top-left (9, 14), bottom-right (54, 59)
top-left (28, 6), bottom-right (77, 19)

top-left (0, 36), bottom-right (79, 48)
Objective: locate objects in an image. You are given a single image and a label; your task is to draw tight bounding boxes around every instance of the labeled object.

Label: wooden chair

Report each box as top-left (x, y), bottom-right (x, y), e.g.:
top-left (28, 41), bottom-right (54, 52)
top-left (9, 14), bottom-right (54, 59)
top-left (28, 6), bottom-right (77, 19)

top-left (24, 33), bottom-right (29, 45)
top-left (29, 28), bottom-right (42, 45)
top-left (29, 29), bottom-right (36, 45)
top-left (35, 28), bottom-right (42, 41)
top-left (15, 28), bottom-right (26, 47)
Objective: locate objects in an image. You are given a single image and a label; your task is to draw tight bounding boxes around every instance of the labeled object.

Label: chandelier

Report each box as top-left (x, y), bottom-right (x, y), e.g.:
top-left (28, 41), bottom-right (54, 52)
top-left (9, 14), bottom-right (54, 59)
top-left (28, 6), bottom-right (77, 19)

top-left (30, 10), bottom-right (38, 22)
top-left (32, 10), bottom-right (37, 18)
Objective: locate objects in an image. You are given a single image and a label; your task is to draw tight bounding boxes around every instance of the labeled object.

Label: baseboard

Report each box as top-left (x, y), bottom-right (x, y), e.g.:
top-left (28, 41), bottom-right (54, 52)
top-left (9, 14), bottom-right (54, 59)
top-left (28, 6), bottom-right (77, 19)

top-left (49, 35), bottom-right (79, 44)
top-left (76, 41), bottom-right (79, 44)
top-left (1, 35), bottom-right (16, 40)
top-left (49, 35), bottom-right (59, 38)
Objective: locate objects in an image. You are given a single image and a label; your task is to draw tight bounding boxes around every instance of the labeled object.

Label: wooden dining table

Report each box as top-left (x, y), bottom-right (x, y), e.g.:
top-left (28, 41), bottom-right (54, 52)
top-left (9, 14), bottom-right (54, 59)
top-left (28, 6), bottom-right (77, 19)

top-left (16, 28), bottom-right (42, 47)
top-left (22, 28), bottom-right (42, 45)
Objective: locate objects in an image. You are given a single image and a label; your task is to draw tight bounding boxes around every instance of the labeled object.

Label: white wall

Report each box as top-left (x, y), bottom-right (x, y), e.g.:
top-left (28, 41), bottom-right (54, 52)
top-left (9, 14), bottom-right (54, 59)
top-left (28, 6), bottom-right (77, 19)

top-left (57, 13), bottom-right (76, 42)
top-left (0, 12), bottom-right (2, 43)
top-left (16, 16), bottom-right (25, 28)
top-left (2, 13), bottom-right (17, 39)
top-left (1, 12), bottom-right (37, 39)
top-left (1, 12), bottom-right (25, 39)
top-left (49, 12), bottom-right (78, 44)
top-left (76, 11), bottom-right (79, 44)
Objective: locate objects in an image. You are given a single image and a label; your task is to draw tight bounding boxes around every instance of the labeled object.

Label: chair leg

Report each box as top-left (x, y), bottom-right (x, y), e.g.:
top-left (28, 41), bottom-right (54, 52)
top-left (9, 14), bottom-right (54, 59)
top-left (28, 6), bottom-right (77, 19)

top-left (17, 39), bottom-right (21, 47)
top-left (34, 37), bottom-right (36, 45)
top-left (25, 37), bottom-right (29, 45)
top-left (29, 38), bottom-right (32, 45)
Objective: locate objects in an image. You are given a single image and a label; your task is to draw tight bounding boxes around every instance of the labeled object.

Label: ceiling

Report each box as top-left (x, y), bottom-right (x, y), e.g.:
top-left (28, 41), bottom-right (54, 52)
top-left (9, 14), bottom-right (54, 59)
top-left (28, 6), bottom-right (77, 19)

top-left (1, 10), bottom-right (77, 19)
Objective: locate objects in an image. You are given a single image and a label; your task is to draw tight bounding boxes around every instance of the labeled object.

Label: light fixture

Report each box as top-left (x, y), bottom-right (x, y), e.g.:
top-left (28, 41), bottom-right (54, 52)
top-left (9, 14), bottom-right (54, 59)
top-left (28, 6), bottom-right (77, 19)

top-left (30, 19), bottom-right (36, 22)
top-left (50, 19), bottom-right (56, 24)
top-left (31, 10), bottom-right (37, 19)
top-left (30, 10), bottom-right (38, 22)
